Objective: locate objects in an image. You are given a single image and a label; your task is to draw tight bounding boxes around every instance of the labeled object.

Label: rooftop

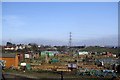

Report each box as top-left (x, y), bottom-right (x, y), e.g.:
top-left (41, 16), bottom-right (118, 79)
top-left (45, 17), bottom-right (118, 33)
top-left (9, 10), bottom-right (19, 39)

top-left (0, 53), bottom-right (16, 58)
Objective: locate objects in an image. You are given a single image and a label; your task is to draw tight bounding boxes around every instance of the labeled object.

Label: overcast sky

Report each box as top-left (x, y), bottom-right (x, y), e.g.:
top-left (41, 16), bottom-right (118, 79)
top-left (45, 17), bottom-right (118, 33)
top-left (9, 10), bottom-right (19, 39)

top-left (2, 2), bottom-right (118, 46)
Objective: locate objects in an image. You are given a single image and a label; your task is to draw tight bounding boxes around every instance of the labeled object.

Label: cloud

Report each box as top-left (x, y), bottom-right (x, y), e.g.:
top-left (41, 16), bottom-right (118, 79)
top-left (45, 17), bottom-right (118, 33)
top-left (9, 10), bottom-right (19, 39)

top-left (2, 15), bottom-right (26, 28)
top-left (2, 15), bottom-right (27, 42)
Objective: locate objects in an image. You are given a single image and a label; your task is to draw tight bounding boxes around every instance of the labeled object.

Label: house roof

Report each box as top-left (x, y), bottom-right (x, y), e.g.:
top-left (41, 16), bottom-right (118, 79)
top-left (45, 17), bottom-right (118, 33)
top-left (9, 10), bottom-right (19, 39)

top-left (0, 53), bottom-right (16, 58)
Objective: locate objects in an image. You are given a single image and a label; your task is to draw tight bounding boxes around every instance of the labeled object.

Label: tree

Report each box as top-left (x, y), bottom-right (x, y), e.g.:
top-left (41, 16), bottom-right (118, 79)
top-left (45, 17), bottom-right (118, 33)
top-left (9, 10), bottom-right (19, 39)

top-left (28, 43), bottom-right (38, 51)
top-left (6, 42), bottom-right (13, 46)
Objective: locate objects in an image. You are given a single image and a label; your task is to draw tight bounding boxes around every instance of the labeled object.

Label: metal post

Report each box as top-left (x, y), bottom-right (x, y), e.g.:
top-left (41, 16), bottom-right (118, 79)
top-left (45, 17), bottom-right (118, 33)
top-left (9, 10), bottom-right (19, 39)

top-left (61, 71), bottom-right (63, 80)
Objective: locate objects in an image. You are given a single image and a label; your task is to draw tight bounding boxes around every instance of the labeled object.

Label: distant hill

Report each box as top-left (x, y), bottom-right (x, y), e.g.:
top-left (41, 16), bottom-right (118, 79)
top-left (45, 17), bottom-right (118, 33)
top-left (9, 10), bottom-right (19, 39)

top-left (74, 35), bottom-right (118, 46)
top-left (2, 35), bottom-right (118, 46)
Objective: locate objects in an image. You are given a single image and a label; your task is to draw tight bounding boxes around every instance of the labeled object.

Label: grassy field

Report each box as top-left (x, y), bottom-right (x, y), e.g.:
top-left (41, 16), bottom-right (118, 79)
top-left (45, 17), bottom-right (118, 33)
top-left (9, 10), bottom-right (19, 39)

top-left (3, 69), bottom-right (120, 80)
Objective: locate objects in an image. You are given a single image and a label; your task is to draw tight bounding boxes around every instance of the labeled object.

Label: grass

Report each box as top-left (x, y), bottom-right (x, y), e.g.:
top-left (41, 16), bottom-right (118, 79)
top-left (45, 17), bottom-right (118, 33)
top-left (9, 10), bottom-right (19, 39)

top-left (81, 46), bottom-right (119, 54)
top-left (4, 69), bottom-right (119, 80)
top-left (3, 69), bottom-right (114, 79)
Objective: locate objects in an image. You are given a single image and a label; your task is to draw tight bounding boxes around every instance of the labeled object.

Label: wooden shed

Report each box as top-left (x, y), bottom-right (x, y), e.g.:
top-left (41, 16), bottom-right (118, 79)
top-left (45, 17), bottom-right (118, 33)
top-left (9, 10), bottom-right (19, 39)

top-left (0, 53), bottom-right (19, 69)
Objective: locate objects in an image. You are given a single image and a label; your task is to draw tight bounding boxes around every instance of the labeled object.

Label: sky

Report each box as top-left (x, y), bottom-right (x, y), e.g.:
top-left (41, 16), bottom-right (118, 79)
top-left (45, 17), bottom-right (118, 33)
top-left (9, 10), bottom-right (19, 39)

top-left (2, 2), bottom-right (118, 46)
top-left (2, 0), bottom-right (120, 2)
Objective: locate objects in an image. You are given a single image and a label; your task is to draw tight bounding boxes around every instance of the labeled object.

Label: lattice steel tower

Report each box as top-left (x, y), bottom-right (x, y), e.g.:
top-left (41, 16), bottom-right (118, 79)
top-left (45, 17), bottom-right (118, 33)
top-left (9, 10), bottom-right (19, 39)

top-left (69, 32), bottom-right (72, 47)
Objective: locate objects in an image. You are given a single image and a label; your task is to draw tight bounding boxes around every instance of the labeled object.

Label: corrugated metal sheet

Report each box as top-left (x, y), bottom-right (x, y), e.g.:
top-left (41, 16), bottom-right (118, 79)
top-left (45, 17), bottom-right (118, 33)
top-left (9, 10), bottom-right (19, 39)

top-left (0, 53), bottom-right (16, 58)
